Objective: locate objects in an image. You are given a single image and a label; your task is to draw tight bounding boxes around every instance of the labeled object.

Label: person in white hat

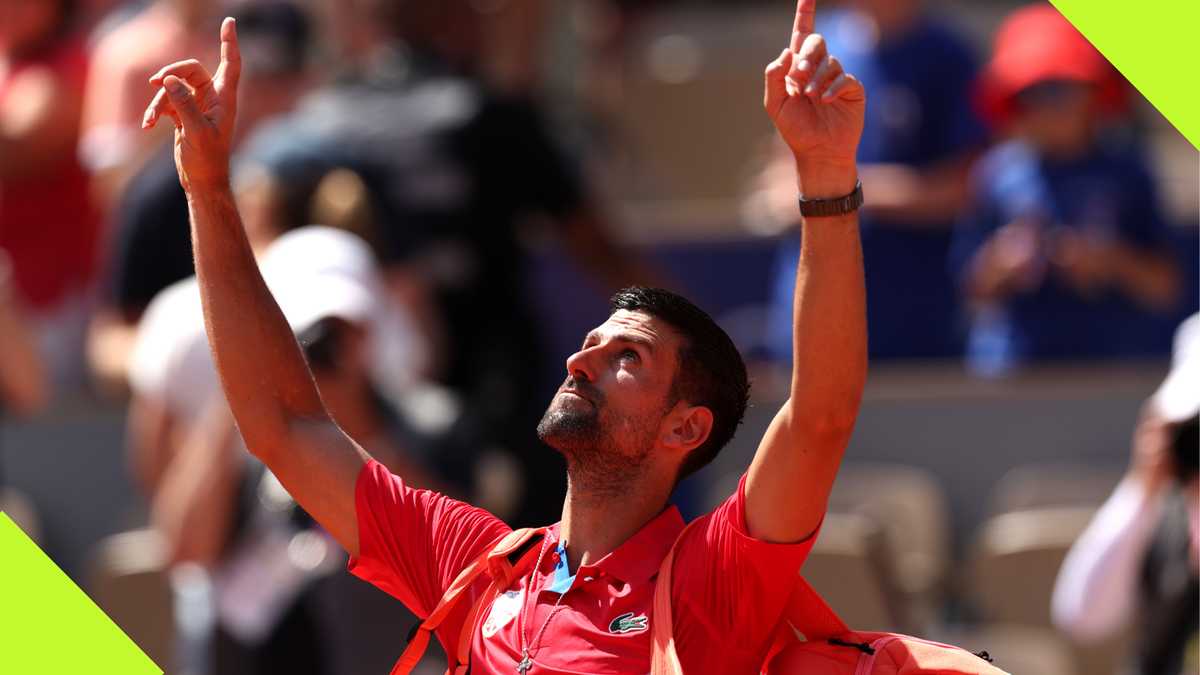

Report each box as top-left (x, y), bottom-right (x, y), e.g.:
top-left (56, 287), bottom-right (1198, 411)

top-left (135, 223), bottom-right (435, 674)
top-left (1053, 314), bottom-right (1199, 675)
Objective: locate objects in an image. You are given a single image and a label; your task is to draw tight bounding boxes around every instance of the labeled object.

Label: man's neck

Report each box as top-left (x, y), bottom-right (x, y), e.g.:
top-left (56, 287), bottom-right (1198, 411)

top-left (557, 468), bottom-right (673, 572)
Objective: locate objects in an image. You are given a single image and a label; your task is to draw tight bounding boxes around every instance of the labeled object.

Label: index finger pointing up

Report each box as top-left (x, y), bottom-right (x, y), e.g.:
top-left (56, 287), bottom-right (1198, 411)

top-left (215, 17), bottom-right (241, 91)
top-left (790, 0), bottom-right (817, 51)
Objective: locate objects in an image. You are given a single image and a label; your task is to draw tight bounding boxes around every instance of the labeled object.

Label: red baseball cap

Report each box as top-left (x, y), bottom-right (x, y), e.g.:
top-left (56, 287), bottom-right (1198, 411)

top-left (976, 3), bottom-right (1128, 126)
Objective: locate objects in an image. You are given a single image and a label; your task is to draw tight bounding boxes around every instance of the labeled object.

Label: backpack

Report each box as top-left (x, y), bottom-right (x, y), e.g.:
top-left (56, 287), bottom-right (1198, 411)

top-left (392, 525), bottom-right (1009, 674)
top-left (650, 523), bottom-right (1010, 675)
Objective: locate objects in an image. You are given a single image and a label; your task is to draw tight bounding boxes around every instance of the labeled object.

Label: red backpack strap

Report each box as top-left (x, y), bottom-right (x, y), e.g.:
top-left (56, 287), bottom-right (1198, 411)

top-left (650, 522), bottom-right (693, 675)
top-left (651, 522), bottom-right (851, 674)
top-left (452, 528), bottom-right (547, 670)
top-left (389, 527), bottom-right (547, 675)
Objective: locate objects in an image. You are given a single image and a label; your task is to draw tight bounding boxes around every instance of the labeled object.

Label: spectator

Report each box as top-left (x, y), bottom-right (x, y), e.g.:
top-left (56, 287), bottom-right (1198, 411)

top-left (140, 225), bottom-right (431, 675)
top-left (765, 0), bottom-right (986, 361)
top-left (78, 0), bottom-right (219, 209)
top-left (0, 0), bottom-right (101, 390)
top-left (124, 128), bottom-right (426, 489)
top-left (0, 251), bottom-right (47, 540)
top-left (951, 4), bottom-right (1181, 375)
top-left (1053, 314), bottom-right (1199, 675)
top-left (0, 250), bottom-right (48, 450)
top-left (87, 0), bottom-right (315, 392)
top-left (265, 0), bottom-right (658, 525)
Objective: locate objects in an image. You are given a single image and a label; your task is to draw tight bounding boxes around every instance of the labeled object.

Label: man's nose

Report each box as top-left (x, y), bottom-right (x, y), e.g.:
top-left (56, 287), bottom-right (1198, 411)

top-left (565, 347), bottom-right (596, 383)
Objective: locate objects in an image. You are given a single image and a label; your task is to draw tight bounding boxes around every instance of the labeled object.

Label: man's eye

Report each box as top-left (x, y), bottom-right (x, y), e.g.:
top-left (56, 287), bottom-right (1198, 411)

top-left (619, 349), bottom-right (640, 362)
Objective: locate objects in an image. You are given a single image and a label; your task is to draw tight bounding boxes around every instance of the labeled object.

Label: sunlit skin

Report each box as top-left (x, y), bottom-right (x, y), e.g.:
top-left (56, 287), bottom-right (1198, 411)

top-left (537, 310), bottom-right (713, 502)
top-left (1013, 82), bottom-right (1096, 160)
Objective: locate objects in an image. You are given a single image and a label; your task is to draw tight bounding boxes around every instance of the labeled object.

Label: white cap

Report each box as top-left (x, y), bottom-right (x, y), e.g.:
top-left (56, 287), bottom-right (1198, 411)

top-left (260, 225), bottom-right (379, 330)
top-left (260, 226), bottom-right (425, 393)
top-left (1153, 313), bottom-right (1200, 423)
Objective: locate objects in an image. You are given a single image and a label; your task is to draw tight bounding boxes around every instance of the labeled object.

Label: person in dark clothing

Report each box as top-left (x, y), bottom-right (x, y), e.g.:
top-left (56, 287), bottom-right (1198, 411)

top-left (257, 0), bottom-right (655, 525)
top-left (766, 0), bottom-right (986, 362)
top-left (87, 0), bottom-right (315, 390)
top-left (1054, 314), bottom-right (1200, 675)
top-left (951, 4), bottom-right (1181, 375)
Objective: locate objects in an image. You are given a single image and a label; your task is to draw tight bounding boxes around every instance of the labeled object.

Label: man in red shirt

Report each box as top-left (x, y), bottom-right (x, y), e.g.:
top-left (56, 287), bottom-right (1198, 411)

top-left (142, 0), bottom-right (867, 671)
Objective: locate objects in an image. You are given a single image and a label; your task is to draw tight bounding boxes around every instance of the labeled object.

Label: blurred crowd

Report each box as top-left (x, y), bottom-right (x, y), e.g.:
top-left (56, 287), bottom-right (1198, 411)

top-left (0, 0), bottom-right (1195, 674)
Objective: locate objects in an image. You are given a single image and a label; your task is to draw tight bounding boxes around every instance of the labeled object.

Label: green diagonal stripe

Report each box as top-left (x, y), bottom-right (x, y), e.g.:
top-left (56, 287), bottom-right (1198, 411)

top-left (1050, 0), bottom-right (1200, 149)
top-left (0, 513), bottom-right (161, 674)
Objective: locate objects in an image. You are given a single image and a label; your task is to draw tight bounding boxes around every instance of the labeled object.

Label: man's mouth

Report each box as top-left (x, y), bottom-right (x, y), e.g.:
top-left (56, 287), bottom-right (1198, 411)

top-left (560, 389), bottom-right (591, 403)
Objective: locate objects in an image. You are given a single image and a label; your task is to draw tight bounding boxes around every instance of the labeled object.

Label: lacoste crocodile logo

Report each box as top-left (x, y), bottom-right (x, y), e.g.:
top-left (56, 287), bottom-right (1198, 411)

top-left (608, 612), bottom-right (649, 635)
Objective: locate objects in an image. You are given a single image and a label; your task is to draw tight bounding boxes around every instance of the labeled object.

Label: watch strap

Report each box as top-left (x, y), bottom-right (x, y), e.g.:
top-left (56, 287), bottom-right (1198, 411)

top-left (798, 179), bottom-right (863, 218)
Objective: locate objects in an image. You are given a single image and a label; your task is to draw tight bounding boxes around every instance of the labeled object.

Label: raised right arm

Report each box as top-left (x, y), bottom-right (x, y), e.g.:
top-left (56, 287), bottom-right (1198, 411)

top-left (142, 18), bottom-right (368, 556)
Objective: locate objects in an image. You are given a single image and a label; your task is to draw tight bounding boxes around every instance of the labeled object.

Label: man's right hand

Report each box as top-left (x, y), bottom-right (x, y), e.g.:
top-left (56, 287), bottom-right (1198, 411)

top-left (142, 17), bottom-right (242, 193)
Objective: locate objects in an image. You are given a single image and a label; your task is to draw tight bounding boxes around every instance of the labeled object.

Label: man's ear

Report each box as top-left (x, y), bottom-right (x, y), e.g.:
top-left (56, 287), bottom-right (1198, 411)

top-left (661, 402), bottom-right (714, 455)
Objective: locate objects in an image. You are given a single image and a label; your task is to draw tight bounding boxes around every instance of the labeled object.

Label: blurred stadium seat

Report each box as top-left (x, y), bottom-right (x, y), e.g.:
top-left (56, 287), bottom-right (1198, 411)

top-left (828, 462), bottom-right (951, 628)
top-left (86, 529), bottom-right (174, 672)
top-left (935, 623), bottom-right (1078, 675)
top-left (801, 512), bottom-right (911, 633)
top-left (988, 463), bottom-right (1124, 516)
top-left (968, 507), bottom-right (1131, 675)
top-left (1, 487), bottom-right (43, 546)
top-left (969, 506), bottom-right (1096, 625)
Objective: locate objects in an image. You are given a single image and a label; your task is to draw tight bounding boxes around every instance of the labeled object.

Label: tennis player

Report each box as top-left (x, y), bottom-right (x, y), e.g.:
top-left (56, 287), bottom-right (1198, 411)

top-left (142, 0), bottom-right (867, 671)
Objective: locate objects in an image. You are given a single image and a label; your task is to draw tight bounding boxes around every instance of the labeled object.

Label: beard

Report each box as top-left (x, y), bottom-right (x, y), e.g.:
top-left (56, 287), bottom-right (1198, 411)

top-left (536, 381), bottom-right (658, 499)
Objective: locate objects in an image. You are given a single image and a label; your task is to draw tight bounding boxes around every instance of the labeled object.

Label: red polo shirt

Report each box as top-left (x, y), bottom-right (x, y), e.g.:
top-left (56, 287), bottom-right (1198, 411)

top-left (349, 460), bottom-right (817, 673)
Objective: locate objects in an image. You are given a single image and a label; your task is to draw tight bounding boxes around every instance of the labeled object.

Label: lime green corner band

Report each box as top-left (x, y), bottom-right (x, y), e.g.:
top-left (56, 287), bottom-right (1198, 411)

top-left (1051, 0), bottom-right (1200, 149)
top-left (0, 513), bottom-right (161, 674)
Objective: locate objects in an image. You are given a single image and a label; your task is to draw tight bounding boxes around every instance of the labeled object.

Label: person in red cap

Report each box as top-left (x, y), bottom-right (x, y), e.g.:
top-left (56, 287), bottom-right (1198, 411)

top-left (950, 3), bottom-right (1183, 375)
top-left (140, 0), bottom-right (871, 671)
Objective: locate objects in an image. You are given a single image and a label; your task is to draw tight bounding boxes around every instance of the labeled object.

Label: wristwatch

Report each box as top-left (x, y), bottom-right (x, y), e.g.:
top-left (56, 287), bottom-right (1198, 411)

top-left (798, 180), bottom-right (864, 218)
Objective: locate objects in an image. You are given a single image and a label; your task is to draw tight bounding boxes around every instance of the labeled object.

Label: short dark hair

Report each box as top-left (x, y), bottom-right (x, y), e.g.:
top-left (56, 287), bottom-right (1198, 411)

top-left (609, 287), bottom-right (750, 484)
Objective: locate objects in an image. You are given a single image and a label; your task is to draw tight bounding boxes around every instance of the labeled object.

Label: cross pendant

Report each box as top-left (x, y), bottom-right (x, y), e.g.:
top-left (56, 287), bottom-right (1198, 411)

top-left (516, 650), bottom-right (532, 674)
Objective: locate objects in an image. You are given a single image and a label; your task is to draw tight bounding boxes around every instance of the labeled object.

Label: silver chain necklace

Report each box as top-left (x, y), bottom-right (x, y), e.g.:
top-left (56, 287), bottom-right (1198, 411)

top-left (515, 536), bottom-right (569, 674)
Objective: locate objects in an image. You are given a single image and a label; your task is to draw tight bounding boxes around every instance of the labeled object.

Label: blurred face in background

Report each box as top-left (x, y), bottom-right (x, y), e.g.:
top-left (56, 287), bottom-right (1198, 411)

top-left (167, 0), bottom-right (216, 25)
top-left (846, 0), bottom-right (921, 36)
top-left (235, 70), bottom-right (310, 141)
top-left (1012, 79), bottom-right (1097, 159)
top-left (233, 165), bottom-right (286, 251)
top-left (318, 0), bottom-right (485, 71)
top-left (302, 318), bottom-right (368, 390)
top-left (0, 0), bottom-right (63, 57)
top-left (230, 1), bottom-right (314, 137)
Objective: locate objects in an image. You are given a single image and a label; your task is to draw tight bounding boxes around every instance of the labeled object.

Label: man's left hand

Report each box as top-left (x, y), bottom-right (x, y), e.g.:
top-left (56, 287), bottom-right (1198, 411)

top-left (764, 0), bottom-right (865, 197)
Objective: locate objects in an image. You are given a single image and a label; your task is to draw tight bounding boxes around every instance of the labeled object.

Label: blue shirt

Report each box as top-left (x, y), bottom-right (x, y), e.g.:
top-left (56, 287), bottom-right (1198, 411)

top-left (769, 10), bottom-right (986, 361)
top-left (950, 139), bottom-right (1176, 372)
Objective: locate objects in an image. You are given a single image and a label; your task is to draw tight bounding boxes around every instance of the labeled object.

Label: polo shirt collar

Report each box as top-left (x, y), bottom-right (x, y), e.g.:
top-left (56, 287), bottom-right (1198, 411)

top-left (548, 505), bottom-right (686, 586)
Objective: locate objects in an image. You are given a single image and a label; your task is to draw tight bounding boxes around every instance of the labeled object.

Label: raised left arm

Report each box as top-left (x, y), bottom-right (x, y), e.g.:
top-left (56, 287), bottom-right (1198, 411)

top-left (745, 0), bottom-right (867, 543)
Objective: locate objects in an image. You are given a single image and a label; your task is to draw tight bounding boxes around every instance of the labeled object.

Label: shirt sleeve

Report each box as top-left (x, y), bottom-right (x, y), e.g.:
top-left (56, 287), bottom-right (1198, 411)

top-left (948, 164), bottom-right (1003, 288)
top-left (1051, 477), bottom-right (1165, 642)
top-left (671, 474), bottom-right (819, 670)
top-left (108, 154), bottom-right (194, 316)
top-left (1115, 154), bottom-right (1173, 253)
top-left (347, 459), bottom-right (512, 618)
top-left (934, 31), bottom-right (988, 159)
